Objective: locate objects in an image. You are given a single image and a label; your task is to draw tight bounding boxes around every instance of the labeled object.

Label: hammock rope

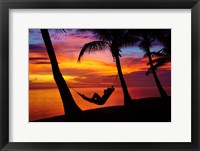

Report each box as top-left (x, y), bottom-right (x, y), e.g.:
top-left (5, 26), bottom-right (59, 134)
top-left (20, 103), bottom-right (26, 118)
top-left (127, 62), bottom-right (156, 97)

top-left (112, 74), bottom-right (118, 86)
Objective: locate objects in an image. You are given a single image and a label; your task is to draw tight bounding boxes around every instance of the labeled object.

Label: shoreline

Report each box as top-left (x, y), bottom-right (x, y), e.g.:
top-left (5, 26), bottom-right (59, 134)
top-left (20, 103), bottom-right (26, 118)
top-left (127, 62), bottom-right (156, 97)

top-left (31, 96), bottom-right (171, 122)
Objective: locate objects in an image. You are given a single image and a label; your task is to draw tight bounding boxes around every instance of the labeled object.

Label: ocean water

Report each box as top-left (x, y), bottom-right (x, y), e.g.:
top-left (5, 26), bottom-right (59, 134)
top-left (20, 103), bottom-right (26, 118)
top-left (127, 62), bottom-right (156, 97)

top-left (29, 87), bottom-right (171, 121)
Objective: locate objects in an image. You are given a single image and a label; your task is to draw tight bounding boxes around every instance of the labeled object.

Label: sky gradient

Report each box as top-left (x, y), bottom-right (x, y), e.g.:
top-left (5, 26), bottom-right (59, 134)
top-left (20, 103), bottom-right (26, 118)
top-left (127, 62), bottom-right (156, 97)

top-left (29, 29), bottom-right (171, 90)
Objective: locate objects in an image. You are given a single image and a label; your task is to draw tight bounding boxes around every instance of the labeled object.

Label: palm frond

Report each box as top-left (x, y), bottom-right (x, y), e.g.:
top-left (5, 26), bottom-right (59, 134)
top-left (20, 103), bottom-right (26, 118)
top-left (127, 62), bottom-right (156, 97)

top-left (55, 29), bottom-right (66, 34)
top-left (150, 58), bottom-right (166, 64)
top-left (147, 57), bottom-right (170, 65)
top-left (146, 57), bottom-right (170, 75)
top-left (146, 68), bottom-right (153, 75)
top-left (143, 52), bottom-right (152, 58)
top-left (120, 36), bottom-right (139, 48)
top-left (77, 41), bottom-right (108, 62)
top-left (139, 39), bottom-right (152, 51)
top-left (146, 65), bottom-right (158, 76)
top-left (78, 29), bottom-right (112, 41)
top-left (151, 51), bottom-right (166, 57)
top-left (155, 58), bottom-right (170, 67)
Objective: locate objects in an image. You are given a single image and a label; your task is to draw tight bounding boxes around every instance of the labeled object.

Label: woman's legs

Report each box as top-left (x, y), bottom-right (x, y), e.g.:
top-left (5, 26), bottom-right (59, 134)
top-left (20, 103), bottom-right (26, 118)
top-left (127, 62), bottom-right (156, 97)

top-left (92, 93), bottom-right (101, 101)
top-left (91, 93), bottom-right (106, 105)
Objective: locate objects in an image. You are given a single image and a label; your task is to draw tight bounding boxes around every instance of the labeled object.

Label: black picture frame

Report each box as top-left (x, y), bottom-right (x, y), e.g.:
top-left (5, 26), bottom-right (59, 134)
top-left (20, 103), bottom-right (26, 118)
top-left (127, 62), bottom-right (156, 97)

top-left (0, 0), bottom-right (199, 150)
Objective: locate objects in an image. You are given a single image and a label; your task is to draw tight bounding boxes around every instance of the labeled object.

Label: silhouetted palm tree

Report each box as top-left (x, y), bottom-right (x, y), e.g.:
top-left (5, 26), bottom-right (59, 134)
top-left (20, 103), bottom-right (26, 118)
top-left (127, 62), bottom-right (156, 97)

top-left (146, 50), bottom-right (171, 75)
top-left (77, 29), bottom-right (137, 105)
top-left (40, 29), bottom-right (82, 117)
top-left (137, 29), bottom-right (168, 98)
top-left (146, 30), bottom-right (171, 75)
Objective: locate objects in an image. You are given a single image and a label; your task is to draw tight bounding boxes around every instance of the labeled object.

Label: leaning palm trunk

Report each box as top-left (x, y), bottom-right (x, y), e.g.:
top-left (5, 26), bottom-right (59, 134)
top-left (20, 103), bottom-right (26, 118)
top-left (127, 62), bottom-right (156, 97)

top-left (146, 48), bottom-right (168, 98)
top-left (115, 55), bottom-right (132, 105)
top-left (41, 29), bottom-right (82, 116)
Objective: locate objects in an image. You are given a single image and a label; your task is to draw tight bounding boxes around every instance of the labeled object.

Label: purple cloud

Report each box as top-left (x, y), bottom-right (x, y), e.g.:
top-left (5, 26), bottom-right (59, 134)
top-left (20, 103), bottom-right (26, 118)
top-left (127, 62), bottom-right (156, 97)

top-left (29, 44), bottom-right (45, 52)
top-left (29, 57), bottom-right (48, 61)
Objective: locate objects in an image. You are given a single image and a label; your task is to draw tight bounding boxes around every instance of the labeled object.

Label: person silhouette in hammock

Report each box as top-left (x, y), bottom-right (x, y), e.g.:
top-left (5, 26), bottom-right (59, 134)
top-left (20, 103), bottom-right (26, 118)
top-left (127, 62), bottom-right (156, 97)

top-left (79, 86), bottom-right (115, 105)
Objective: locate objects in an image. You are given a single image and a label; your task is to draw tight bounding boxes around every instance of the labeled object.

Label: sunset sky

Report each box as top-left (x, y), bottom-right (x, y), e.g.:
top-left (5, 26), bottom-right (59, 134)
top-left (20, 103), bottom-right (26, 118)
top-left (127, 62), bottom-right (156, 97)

top-left (29, 29), bottom-right (171, 120)
top-left (29, 29), bottom-right (171, 91)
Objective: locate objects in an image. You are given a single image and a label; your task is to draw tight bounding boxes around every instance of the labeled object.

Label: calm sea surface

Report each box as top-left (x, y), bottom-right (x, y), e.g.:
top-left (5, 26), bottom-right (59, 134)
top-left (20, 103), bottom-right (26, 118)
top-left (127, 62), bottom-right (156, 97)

top-left (29, 87), bottom-right (171, 121)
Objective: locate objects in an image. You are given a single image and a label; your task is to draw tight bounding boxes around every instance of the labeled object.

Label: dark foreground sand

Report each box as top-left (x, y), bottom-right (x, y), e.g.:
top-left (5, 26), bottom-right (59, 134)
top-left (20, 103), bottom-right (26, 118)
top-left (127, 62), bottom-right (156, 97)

top-left (33, 97), bottom-right (171, 122)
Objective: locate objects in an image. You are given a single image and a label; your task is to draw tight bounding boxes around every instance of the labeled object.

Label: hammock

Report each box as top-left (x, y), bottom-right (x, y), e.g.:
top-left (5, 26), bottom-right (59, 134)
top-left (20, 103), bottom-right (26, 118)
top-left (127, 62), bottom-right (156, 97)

top-left (77, 87), bottom-right (115, 105)
top-left (68, 75), bottom-right (118, 105)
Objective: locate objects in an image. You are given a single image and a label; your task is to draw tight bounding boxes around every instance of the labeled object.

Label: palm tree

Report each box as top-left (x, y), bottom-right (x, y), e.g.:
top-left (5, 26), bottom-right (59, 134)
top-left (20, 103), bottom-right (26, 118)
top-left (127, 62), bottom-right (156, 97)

top-left (146, 49), bottom-right (171, 75)
top-left (137, 29), bottom-right (168, 98)
top-left (77, 29), bottom-right (137, 105)
top-left (40, 29), bottom-right (82, 117)
top-left (146, 30), bottom-right (171, 75)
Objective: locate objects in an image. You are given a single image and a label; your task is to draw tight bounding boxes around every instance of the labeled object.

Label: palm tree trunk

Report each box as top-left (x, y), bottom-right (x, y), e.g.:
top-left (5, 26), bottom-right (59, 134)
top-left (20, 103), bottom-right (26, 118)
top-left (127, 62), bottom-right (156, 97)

top-left (40, 29), bottom-right (82, 116)
top-left (115, 55), bottom-right (132, 105)
top-left (146, 49), bottom-right (168, 98)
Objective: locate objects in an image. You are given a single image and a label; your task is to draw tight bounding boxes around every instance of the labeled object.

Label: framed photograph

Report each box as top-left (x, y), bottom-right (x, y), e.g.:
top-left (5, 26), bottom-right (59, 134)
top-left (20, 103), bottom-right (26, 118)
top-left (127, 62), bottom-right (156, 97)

top-left (0, 0), bottom-right (199, 150)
